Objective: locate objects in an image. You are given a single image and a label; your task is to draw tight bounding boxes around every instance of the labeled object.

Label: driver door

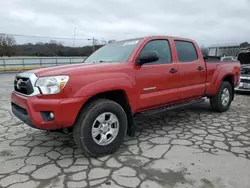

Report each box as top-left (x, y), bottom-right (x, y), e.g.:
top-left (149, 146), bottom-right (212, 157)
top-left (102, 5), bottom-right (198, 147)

top-left (134, 39), bottom-right (180, 111)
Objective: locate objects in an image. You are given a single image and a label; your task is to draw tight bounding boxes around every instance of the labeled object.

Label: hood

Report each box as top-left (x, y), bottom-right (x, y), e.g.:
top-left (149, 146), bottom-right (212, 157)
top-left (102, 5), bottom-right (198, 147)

top-left (238, 50), bottom-right (250, 65)
top-left (29, 62), bottom-right (126, 77)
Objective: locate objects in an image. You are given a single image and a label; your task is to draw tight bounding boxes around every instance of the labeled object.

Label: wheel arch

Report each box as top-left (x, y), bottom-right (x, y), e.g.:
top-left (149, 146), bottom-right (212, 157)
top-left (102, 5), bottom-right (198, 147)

top-left (74, 89), bottom-right (134, 135)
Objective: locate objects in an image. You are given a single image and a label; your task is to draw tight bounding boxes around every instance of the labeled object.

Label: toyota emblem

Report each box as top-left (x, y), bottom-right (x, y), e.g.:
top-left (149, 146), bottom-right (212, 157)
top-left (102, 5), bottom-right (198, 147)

top-left (16, 79), bottom-right (22, 90)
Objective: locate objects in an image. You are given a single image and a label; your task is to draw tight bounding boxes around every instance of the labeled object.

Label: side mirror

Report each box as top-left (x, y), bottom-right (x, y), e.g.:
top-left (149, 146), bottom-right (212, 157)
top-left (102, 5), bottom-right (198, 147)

top-left (136, 51), bottom-right (159, 66)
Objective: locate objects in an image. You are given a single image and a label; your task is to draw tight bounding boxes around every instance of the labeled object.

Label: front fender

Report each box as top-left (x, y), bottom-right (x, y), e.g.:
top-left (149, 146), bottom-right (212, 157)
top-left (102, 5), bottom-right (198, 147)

top-left (73, 77), bottom-right (137, 113)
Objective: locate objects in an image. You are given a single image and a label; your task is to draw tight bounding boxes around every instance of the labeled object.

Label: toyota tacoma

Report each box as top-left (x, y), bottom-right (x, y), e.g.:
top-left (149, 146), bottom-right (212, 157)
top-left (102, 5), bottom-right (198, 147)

top-left (11, 36), bottom-right (241, 157)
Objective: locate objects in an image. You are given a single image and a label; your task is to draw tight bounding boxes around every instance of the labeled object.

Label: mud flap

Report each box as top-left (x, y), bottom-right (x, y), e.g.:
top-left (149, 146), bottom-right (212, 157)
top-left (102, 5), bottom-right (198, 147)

top-left (127, 113), bottom-right (135, 137)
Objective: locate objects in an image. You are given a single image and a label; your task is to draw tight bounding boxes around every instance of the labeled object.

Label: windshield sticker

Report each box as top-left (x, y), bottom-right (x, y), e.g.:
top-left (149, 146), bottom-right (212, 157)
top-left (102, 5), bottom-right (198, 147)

top-left (122, 40), bottom-right (139, 46)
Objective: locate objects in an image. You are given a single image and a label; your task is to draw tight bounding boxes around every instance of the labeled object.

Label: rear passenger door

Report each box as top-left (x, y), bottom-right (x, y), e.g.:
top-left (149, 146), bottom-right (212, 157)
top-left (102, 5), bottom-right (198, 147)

top-left (174, 40), bottom-right (206, 100)
top-left (135, 39), bottom-right (180, 110)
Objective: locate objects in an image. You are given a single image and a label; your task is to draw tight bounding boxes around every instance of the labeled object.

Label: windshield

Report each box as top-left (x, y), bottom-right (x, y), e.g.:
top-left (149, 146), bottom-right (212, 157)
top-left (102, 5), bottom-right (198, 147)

top-left (84, 39), bottom-right (142, 63)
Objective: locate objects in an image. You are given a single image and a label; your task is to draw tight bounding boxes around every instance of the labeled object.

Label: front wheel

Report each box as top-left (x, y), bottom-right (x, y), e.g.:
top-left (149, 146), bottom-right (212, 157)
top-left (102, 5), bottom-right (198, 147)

top-left (73, 99), bottom-right (128, 157)
top-left (210, 81), bottom-right (233, 112)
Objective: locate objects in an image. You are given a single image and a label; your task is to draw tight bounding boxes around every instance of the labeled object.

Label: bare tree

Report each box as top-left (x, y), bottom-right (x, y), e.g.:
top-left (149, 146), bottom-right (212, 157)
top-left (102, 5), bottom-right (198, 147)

top-left (108, 40), bottom-right (116, 44)
top-left (0, 34), bottom-right (16, 57)
top-left (5, 35), bottom-right (16, 56)
top-left (46, 40), bottom-right (63, 56)
top-left (200, 45), bottom-right (208, 56)
top-left (0, 34), bottom-right (5, 57)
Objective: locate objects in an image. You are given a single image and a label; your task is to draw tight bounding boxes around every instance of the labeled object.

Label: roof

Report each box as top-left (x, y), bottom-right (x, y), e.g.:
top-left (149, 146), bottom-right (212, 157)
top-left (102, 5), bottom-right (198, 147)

top-left (115, 35), bottom-right (194, 43)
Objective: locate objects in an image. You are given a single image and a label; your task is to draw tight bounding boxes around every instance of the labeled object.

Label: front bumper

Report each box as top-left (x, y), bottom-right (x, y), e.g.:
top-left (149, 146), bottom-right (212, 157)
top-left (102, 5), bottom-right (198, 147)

top-left (11, 92), bottom-right (86, 130)
top-left (235, 82), bottom-right (250, 92)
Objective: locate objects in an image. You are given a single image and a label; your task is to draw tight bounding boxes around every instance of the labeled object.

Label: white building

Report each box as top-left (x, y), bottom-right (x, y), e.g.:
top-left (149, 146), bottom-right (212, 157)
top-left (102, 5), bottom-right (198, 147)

top-left (208, 44), bottom-right (240, 57)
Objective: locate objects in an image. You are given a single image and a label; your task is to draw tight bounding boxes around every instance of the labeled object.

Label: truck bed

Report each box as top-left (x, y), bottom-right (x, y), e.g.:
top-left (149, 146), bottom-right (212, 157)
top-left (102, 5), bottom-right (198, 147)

top-left (205, 60), bottom-right (240, 95)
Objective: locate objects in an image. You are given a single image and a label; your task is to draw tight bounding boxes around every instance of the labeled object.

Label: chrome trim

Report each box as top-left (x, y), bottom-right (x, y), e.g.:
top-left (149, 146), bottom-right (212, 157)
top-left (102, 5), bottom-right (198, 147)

top-left (235, 81), bottom-right (250, 91)
top-left (16, 79), bottom-right (27, 90)
top-left (143, 87), bottom-right (156, 91)
top-left (235, 88), bottom-right (250, 91)
top-left (14, 72), bottom-right (40, 96)
top-left (240, 76), bottom-right (250, 80)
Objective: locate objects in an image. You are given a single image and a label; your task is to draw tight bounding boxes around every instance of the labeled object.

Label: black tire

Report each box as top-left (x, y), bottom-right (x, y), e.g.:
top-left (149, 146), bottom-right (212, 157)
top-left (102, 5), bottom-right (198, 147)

top-left (73, 99), bottom-right (128, 157)
top-left (210, 81), bottom-right (233, 112)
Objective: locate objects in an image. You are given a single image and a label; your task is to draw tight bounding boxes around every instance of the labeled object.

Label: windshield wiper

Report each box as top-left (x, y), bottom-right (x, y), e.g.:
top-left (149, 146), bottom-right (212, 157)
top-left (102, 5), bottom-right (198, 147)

top-left (98, 60), bottom-right (111, 63)
top-left (83, 60), bottom-right (112, 64)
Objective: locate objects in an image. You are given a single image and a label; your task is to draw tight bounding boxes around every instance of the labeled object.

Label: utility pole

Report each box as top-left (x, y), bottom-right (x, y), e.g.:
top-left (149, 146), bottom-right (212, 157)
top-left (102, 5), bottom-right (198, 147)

top-left (92, 37), bottom-right (95, 52)
top-left (73, 28), bottom-right (76, 47)
top-left (88, 37), bottom-right (96, 52)
top-left (216, 40), bottom-right (220, 56)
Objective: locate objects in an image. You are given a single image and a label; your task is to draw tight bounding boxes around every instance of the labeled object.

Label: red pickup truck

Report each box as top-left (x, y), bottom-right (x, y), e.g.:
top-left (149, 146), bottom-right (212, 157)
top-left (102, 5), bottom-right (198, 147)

top-left (11, 36), bottom-right (240, 157)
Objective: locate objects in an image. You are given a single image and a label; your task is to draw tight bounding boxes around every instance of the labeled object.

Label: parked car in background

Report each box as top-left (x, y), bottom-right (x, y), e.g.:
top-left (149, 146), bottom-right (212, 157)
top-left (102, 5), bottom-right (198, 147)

top-left (221, 56), bottom-right (235, 62)
top-left (235, 47), bottom-right (250, 92)
top-left (11, 35), bottom-right (241, 157)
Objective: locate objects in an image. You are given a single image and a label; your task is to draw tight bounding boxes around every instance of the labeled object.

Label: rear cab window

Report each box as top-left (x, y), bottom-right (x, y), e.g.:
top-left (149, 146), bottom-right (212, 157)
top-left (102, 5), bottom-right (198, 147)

top-left (174, 40), bottom-right (198, 62)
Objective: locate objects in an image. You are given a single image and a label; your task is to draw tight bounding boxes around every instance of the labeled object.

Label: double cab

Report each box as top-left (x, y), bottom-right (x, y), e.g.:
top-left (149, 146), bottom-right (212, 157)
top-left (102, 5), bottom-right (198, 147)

top-left (11, 36), bottom-right (241, 157)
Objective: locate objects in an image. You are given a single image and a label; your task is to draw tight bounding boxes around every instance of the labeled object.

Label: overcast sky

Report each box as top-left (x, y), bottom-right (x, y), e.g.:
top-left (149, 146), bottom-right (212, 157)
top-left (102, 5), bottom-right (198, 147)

top-left (1, 0), bottom-right (250, 46)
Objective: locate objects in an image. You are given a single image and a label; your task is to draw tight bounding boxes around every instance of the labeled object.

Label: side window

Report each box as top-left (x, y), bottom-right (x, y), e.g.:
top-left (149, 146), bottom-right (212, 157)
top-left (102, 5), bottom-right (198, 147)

top-left (174, 41), bottom-right (198, 62)
top-left (139, 40), bottom-right (172, 64)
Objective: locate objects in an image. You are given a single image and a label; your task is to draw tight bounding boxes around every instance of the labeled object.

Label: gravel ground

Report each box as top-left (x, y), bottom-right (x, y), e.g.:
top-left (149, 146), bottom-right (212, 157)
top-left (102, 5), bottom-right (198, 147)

top-left (0, 73), bottom-right (250, 188)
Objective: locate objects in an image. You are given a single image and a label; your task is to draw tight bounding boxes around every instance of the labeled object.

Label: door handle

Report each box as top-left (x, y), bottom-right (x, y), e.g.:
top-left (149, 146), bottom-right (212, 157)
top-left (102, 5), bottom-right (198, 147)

top-left (197, 66), bottom-right (204, 71)
top-left (169, 68), bottom-right (178, 74)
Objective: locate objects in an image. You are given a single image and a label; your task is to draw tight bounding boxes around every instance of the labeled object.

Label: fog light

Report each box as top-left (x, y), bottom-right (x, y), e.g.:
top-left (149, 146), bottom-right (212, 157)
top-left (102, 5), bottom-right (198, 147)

top-left (49, 112), bottom-right (54, 120)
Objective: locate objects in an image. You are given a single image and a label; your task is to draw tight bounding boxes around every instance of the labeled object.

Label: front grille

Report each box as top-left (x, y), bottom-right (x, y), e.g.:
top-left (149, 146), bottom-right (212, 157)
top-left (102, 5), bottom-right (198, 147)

top-left (241, 68), bottom-right (250, 75)
top-left (14, 76), bottom-right (34, 95)
top-left (240, 79), bottom-right (250, 83)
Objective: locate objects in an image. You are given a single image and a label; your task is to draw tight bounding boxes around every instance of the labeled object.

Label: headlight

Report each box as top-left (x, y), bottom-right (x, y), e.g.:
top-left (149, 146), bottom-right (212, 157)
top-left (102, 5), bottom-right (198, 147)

top-left (35, 75), bottom-right (69, 95)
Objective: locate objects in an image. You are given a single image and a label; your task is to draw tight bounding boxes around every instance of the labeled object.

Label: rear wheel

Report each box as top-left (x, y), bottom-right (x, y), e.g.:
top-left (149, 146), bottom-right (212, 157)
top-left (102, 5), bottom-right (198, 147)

top-left (210, 81), bottom-right (233, 112)
top-left (73, 99), bottom-right (127, 157)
